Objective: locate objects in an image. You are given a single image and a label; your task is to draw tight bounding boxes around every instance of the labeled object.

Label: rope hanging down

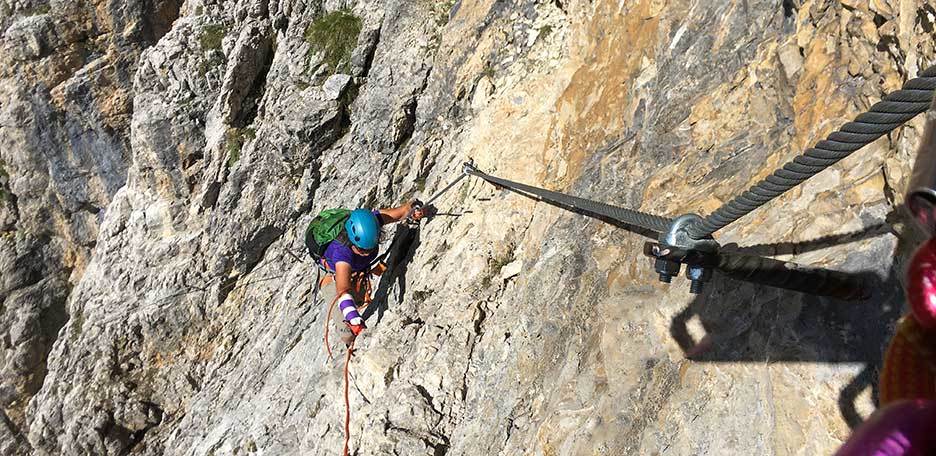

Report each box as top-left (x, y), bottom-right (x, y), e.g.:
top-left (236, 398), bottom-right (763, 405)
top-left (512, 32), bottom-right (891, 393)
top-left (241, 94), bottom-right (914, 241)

top-left (464, 164), bottom-right (672, 233)
top-left (687, 64), bottom-right (936, 240)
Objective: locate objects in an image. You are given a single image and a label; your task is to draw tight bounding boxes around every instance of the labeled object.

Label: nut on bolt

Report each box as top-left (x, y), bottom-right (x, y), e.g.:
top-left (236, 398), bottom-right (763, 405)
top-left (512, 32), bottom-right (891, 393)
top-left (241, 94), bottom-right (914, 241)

top-left (686, 264), bottom-right (712, 294)
top-left (655, 258), bottom-right (681, 283)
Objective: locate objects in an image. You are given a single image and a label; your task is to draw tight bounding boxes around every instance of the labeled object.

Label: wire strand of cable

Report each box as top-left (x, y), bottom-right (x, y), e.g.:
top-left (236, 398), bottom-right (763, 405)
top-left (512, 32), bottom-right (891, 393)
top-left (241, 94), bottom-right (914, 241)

top-left (688, 65), bottom-right (936, 239)
top-left (465, 168), bottom-right (672, 233)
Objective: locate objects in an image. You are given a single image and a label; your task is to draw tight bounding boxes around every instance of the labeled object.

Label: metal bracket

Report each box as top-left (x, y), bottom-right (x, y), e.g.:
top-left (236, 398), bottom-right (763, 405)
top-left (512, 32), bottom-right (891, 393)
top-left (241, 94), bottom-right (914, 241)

top-left (462, 159), bottom-right (476, 175)
top-left (645, 214), bottom-right (720, 294)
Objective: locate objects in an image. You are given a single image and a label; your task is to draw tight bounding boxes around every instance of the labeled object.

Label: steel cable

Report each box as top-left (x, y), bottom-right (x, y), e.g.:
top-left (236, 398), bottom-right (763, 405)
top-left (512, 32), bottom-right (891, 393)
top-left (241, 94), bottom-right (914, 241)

top-left (466, 167), bottom-right (672, 233)
top-left (689, 65), bottom-right (936, 239)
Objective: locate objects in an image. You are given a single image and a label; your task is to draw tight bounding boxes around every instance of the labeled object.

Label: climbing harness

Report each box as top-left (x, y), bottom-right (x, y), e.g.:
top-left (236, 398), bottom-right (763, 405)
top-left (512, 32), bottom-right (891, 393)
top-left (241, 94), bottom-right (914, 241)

top-left (837, 97), bottom-right (936, 455)
top-left (879, 315), bottom-right (936, 404)
top-left (456, 63), bottom-right (936, 298)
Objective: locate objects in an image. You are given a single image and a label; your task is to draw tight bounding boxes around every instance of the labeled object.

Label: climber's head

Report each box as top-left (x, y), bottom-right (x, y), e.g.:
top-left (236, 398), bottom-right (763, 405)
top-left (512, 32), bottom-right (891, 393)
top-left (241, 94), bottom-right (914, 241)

top-left (345, 208), bottom-right (380, 252)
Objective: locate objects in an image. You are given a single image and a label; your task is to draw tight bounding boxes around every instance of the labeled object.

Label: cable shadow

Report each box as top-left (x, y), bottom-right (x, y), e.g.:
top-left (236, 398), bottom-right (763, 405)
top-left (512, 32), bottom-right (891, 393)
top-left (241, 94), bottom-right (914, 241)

top-left (670, 264), bottom-right (899, 427)
top-left (729, 222), bottom-right (894, 257)
top-left (362, 224), bottom-right (421, 325)
top-left (670, 219), bottom-right (906, 429)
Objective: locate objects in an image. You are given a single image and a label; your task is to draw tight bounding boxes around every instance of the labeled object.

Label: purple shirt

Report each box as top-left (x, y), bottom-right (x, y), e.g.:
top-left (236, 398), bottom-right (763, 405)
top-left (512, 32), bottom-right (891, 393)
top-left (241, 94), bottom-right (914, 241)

top-left (322, 210), bottom-right (383, 272)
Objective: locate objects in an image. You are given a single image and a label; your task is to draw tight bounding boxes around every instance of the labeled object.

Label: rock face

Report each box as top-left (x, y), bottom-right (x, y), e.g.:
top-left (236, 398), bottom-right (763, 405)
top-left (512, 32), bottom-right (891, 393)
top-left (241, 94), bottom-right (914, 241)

top-left (0, 0), bottom-right (183, 446)
top-left (0, 0), bottom-right (934, 454)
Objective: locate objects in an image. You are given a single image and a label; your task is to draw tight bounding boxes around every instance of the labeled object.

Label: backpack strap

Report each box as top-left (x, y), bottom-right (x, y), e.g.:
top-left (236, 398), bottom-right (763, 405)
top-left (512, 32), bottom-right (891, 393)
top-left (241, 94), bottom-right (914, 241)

top-left (333, 230), bottom-right (351, 247)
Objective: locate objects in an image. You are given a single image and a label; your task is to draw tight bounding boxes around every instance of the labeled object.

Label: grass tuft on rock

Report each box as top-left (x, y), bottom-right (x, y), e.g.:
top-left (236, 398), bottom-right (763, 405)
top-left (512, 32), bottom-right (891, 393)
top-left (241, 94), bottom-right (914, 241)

top-left (24, 4), bottom-right (51, 16)
top-left (225, 127), bottom-right (255, 167)
top-left (0, 160), bottom-right (8, 201)
top-left (304, 9), bottom-right (362, 75)
top-left (433, 0), bottom-right (456, 26)
top-left (481, 61), bottom-right (495, 79)
top-left (200, 24), bottom-right (227, 51)
top-left (198, 51), bottom-right (226, 78)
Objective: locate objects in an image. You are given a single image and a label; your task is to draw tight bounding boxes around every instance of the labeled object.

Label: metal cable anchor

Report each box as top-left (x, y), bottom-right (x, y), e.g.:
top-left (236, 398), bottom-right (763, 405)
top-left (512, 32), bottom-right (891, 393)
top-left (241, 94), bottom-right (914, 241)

top-left (645, 214), bottom-right (720, 294)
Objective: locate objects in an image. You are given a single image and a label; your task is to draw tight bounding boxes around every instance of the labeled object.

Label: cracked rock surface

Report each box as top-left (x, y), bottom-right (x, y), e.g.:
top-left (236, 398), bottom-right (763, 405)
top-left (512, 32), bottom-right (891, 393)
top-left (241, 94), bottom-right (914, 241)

top-left (1, 0), bottom-right (935, 454)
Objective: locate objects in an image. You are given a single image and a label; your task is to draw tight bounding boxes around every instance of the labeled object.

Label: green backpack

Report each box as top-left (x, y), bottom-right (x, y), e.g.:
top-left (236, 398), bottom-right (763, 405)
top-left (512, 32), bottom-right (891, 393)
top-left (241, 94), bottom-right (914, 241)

top-left (304, 208), bottom-right (352, 262)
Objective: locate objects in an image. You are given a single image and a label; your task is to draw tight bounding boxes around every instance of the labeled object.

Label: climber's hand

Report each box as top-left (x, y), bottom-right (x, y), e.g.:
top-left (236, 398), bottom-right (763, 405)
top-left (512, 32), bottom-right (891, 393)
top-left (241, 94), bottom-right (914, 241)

top-left (409, 199), bottom-right (426, 221)
top-left (346, 321), bottom-right (366, 337)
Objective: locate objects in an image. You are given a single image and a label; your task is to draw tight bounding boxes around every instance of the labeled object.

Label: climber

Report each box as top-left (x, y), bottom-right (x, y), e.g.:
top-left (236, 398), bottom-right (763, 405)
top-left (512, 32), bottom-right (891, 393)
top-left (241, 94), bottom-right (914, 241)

top-left (306, 201), bottom-right (429, 347)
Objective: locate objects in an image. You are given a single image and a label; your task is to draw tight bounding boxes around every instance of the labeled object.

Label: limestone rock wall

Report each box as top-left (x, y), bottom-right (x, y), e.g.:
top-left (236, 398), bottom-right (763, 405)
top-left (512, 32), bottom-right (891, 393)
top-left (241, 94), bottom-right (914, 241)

top-left (0, 0), bottom-right (183, 447)
top-left (1, 0), bottom-right (934, 454)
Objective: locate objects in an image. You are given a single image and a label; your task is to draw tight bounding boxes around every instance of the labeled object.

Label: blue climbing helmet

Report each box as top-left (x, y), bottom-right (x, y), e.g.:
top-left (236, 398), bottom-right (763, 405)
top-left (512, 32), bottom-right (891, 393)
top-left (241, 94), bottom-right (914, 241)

top-left (345, 208), bottom-right (380, 250)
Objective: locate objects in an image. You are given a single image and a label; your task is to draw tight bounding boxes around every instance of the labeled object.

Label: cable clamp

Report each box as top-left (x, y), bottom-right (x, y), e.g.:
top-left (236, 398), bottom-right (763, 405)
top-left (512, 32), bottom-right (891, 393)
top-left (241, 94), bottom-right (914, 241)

top-left (645, 214), bottom-right (720, 294)
top-left (463, 159), bottom-right (477, 175)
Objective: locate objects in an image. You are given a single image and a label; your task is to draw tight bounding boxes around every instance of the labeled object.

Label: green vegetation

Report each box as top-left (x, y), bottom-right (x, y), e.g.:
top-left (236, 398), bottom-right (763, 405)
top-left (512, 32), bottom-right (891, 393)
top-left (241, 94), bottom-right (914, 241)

top-left (480, 250), bottom-right (516, 289)
top-left (0, 160), bottom-right (8, 201)
top-left (197, 24), bottom-right (228, 77)
top-left (481, 61), bottom-right (495, 79)
top-left (414, 176), bottom-right (427, 193)
top-left (23, 4), bottom-right (51, 16)
top-left (198, 51), bottom-right (226, 78)
top-left (200, 24), bottom-right (227, 50)
top-left (489, 252), bottom-right (515, 276)
top-left (304, 9), bottom-right (362, 75)
top-left (225, 127), bottom-right (256, 167)
top-left (432, 0), bottom-right (456, 26)
top-left (538, 24), bottom-right (553, 40)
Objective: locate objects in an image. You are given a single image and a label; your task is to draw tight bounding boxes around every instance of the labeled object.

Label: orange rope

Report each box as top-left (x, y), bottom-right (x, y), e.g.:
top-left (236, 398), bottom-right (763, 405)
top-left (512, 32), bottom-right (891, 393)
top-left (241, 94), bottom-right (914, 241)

top-left (353, 272), bottom-right (373, 313)
top-left (319, 267), bottom-right (379, 455)
top-left (880, 315), bottom-right (936, 404)
top-left (343, 338), bottom-right (355, 456)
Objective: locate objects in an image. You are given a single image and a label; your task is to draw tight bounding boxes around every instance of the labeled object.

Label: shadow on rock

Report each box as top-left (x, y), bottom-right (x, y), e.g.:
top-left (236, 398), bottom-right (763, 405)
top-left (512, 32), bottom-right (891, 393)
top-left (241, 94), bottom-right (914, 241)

top-left (669, 224), bottom-right (904, 429)
top-left (363, 223), bottom-right (421, 324)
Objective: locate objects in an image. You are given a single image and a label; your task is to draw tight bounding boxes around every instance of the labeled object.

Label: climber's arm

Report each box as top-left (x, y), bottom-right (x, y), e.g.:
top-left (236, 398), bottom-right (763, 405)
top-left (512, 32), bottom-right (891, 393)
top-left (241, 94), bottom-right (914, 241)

top-left (333, 261), bottom-right (364, 329)
top-left (334, 261), bottom-right (353, 296)
top-left (378, 201), bottom-right (425, 224)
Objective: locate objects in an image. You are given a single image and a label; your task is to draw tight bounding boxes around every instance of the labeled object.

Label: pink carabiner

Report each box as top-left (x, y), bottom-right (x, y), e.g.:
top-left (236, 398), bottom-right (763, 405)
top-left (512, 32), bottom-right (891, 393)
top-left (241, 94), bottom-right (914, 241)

top-left (907, 238), bottom-right (936, 329)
